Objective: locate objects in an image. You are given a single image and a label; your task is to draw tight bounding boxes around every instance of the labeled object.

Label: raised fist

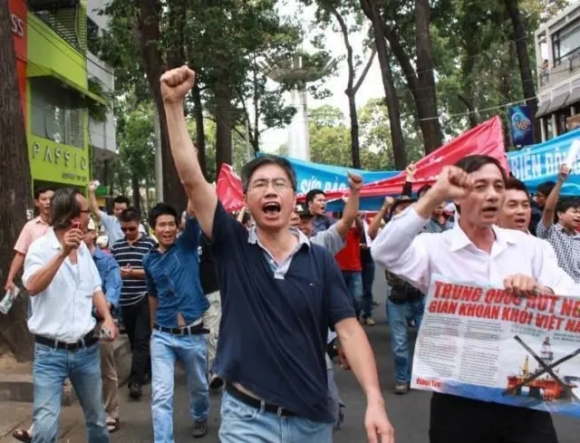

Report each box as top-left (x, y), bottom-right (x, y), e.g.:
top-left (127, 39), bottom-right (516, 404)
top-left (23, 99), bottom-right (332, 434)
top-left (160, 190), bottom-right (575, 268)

top-left (347, 172), bottom-right (363, 191)
top-left (432, 166), bottom-right (474, 200)
top-left (558, 164), bottom-right (571, 182)
top-left (160, 66), bottom-right (196, 104)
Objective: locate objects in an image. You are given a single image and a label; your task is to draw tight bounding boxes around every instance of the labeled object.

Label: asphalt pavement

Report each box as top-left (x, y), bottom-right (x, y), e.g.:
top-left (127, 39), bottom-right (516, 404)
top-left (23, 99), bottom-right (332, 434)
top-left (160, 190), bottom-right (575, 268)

top-left (78, 271), bottom-right (580, 443)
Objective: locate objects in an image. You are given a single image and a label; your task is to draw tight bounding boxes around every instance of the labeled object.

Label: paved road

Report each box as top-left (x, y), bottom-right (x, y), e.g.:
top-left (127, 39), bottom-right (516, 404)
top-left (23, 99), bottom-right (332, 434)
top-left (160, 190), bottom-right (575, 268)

top-left (87, 272), bottom-right (580, 443)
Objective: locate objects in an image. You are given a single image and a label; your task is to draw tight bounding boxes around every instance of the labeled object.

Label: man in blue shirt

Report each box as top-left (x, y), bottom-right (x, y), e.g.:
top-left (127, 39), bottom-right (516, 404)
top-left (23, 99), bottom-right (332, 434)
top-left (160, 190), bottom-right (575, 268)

top-left (143, 203), bottom-right (210, 441)
top-left (85, 219), bottom-right (123, 433)
top-left (160, 66), bottom-right (393, 443)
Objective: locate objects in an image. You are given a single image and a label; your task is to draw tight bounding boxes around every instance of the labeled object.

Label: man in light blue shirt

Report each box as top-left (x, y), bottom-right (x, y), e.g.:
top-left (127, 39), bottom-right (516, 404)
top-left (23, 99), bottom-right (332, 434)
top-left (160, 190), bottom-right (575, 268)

top-left (85, 219), bottom-right (123, 433)
top-left (88, 182), bottom-right (146, 245)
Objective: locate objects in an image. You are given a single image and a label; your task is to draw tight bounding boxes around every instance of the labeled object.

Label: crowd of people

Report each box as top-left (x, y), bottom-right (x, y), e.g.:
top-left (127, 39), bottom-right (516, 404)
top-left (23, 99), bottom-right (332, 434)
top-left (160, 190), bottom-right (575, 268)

top-left (3, 64), bottom-right (580, 443)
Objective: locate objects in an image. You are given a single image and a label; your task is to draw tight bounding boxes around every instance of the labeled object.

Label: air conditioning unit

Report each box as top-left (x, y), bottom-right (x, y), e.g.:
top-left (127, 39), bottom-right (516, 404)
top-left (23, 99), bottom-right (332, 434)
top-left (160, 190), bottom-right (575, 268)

top-left (28, 0), bottom-right (80, 10)
top-left (567, 114), bottom-right (580, 130)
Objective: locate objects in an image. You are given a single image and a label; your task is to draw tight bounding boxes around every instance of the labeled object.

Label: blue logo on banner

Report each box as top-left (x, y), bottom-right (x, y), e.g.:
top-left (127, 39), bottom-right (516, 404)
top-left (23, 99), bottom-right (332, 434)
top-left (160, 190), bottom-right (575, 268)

top-left (508, 105), bottom-right (534, 147)
top-left (507, 129), bottom-right (580, 195)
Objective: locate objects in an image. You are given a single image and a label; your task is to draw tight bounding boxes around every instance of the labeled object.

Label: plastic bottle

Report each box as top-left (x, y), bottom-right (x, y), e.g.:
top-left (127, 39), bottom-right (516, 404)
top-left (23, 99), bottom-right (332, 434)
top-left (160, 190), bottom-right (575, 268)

top-left (0, 287), bottom-right (20, 314)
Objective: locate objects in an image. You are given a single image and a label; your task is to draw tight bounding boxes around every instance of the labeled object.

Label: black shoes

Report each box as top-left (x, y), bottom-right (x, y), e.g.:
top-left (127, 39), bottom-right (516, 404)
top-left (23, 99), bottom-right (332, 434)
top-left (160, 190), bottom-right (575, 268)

top-left (129, 382), bottom-right (142, 400)
top-left (192, 419), bottom-right (208, 438)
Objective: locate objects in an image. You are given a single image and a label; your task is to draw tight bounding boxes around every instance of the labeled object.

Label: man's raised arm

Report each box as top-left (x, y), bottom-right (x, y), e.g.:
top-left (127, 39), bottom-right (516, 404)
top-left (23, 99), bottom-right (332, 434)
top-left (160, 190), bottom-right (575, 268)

top-left (161, 66), bottom-right (217, 238)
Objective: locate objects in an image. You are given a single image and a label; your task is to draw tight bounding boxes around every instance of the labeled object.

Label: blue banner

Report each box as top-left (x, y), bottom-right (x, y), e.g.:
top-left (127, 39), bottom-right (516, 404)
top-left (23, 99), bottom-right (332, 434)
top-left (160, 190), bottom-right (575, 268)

top-left (507, 129), bottom-right (580, 195)
top-left (508, 105), bottom-right (534, 147)
top-left (257, 153), bottom-right (399, 195)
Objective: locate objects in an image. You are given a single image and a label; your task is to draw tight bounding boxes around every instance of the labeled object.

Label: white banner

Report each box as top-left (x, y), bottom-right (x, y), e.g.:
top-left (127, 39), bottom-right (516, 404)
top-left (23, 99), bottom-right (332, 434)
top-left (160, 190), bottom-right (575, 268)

top-left (411, 274), bottom-right (580, 417)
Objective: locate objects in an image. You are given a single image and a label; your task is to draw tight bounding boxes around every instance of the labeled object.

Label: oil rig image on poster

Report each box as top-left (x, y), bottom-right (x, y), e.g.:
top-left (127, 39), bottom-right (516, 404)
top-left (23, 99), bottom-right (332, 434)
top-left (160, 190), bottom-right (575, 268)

top-left (504, 336), bottom-right (580, 402)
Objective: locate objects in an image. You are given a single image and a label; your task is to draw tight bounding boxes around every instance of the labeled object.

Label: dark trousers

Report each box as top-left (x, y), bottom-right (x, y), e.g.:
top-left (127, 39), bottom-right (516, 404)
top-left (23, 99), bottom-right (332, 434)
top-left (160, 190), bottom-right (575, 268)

top-left (121, 296), bottom-right (151, 386)
top-left (361, 259), bottom-right (375, 319)
top-left (430, 393), bottom-right (558, 443)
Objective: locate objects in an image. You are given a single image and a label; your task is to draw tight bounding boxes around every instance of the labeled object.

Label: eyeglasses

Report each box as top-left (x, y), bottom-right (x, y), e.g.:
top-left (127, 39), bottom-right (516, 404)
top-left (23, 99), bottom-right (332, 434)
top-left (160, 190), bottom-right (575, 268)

top-left (248, 178), bottom-right (290, 193)
top-left (121, 226), bottom-right (137, 232)
top-left (80, 209), bottom-right (91, 214)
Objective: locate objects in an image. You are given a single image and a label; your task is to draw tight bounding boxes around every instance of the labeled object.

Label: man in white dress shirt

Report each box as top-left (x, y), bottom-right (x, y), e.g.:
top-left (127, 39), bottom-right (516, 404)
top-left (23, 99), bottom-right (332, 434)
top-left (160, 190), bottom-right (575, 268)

top-left (497, 176), bottom-right (559, 263)
top-left (371, 155), bottom-right (575, 443)
top-left (23, 188), bottom-right (117, 443)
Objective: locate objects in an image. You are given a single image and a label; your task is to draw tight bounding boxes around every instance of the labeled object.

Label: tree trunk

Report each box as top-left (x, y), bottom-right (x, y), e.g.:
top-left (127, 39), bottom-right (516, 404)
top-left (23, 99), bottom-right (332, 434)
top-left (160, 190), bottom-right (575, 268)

top-left (214, 87), bottom-right (233, 174)
top-left (499, 44), bottom-right (515, 148)
top-left (136, 0), bottom-right (187, 211)
top-left (360, 0), bottom-right (443, 154)
top-left (362, 0), bottom-right (407, 170)
top-left (459, 3), bottom-right (479, 129)
top-left (144, 175), bottom-right (151, 213)
top-left (131, 173), bottom-right (141, 214)
top-left (192, 82), bottom-right (208, 179)
top-left (0, 1), bottom-right (34, 361)
top-left (504, 0), bottom-right (540, 143)
top-left (330, 7), bottom-right (361, 168)
top-left (414, 0), bottom-right (443, 153)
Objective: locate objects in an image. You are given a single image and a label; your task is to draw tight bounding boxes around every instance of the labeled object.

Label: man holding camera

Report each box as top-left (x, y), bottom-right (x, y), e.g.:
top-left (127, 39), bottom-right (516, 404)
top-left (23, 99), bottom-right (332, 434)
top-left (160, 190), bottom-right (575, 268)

top-left (23, 188), bottom-right (116, 443)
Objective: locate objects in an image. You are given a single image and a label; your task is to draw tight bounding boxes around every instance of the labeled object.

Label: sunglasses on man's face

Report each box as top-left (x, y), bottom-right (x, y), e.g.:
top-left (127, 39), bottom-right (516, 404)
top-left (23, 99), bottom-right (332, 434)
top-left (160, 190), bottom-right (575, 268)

top-left (121, 226), bottom-right (137, 233)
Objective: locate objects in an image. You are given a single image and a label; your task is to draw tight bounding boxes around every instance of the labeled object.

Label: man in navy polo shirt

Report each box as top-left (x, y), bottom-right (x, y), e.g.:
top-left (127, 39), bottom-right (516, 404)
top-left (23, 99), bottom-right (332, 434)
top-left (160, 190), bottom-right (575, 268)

top-left (160, 65), bottom-right (394, 443)
top-left (143, 203), bottom-right (210, 441)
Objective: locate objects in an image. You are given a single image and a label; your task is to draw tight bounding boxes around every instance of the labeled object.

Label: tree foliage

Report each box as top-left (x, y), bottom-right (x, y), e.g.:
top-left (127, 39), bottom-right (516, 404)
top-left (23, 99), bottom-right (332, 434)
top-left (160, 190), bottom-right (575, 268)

top-left (277, 100), bottom-right (423, 170)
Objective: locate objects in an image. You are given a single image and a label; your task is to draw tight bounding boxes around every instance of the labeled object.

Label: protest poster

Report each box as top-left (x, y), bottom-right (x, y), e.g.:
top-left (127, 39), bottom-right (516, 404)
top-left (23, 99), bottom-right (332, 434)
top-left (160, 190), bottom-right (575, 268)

top-left (411, 274), bottom-right (580, 417)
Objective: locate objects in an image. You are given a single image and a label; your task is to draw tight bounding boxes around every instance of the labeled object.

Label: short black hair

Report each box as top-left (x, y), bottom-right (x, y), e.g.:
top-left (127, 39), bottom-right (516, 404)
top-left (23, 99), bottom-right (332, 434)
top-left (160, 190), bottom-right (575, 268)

top-left (119, 207), bottom-right (141, 223)
top-left (505, 177), bottom-right (529, 194)
top-left (537, 181), bottom-right (556, 197)
top-left (50, 188), bottom-right (83, 230)
top-left (34, 186), bottom-right (54, 200)
top-left (149, 203), bottom-right (179, 228)
top-left (306, 189), bottom-right (325, 204)
top-left (113, 196), bottom-right (130, 206)
top-left (454, 155), bottom-right (508, 181)
top-left (453, 155), bottom-right (507, 214)
top-left (241, 155), bottom-right (297, 193)
top-left (557, 197), bottom-right (580, 215)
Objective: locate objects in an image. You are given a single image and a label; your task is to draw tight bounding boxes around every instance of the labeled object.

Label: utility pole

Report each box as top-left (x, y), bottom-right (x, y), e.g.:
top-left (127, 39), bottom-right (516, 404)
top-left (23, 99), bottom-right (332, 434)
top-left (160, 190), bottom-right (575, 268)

top-left (154, 106), bottom-right (164, 202)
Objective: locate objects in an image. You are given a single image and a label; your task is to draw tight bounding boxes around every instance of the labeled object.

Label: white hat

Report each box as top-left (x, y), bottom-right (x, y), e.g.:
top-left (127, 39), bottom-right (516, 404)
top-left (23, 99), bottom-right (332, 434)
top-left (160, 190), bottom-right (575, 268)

top-left (88, 218), bottom-right (96, 231)
top-left (96, 235), bottom-right (108, 248)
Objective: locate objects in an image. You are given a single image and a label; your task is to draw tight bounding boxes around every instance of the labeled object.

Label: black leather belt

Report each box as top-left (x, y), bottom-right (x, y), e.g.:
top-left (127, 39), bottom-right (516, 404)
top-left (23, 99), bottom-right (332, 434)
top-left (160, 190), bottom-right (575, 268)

top-left (35, 332), bottom-right (97, 351)
top-left (225, 383), bottom-right (296, 417)
top-left (153, 323), bottom-right (208, 336)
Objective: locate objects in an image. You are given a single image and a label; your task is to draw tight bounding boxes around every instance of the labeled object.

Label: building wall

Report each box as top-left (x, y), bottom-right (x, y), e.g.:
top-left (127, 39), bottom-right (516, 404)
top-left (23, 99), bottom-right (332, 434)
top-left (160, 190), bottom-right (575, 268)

top-left (535, 2), bottom-right (580, 142)
top-left (87, 0), bottom-right (117, 160)
top-left (10, 0), bottom-right (97, 190)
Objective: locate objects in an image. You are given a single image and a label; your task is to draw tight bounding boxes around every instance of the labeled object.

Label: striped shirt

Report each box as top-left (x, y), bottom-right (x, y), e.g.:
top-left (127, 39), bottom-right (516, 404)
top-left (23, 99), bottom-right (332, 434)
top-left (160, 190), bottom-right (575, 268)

top-left (22, 228), bottom-right (102, 342)
top-left (111, 235), bottom-right (156, 306)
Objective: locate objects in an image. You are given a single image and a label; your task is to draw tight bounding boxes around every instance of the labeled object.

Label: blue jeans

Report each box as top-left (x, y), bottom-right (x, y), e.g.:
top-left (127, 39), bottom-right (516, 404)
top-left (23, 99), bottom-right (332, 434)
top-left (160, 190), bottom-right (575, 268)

top-left (151, 330), bottom-right (209, 443)
top-left (386, 297), bottom-right (426, 384)
top-left (361, 260), bottom-right (375, 319)
top-left (32, 343), bottom-right (108, 443)
top-left (219, 391), bottom-right (333, 442)
top-left (342, 271), bottom-right (363, 318)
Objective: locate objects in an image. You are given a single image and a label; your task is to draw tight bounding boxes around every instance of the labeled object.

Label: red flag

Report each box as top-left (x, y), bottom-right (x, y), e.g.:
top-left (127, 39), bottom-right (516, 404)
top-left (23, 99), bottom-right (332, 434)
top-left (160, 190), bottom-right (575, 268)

top-left (216, 164), bottom-right (245, 212)
top-left (326, 116), bottom-right (508, 199)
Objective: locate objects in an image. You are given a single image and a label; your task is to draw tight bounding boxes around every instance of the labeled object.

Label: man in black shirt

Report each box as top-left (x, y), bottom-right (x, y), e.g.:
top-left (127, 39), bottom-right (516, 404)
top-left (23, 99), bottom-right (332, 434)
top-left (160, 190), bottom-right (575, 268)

top-left (161, 66), bottom-right (394, 443)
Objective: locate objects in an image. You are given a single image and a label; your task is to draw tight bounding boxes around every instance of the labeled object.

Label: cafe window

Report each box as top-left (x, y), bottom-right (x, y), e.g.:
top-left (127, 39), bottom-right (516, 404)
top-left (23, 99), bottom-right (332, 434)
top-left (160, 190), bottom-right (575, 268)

top-left (552, 21), bottom-right (580, 66)
top-left (556, 112), bottom-right (569, 136)
top-left (30, 78), bottom-right (85, 148)
top-left (87, 17), bottom-right (100, 56)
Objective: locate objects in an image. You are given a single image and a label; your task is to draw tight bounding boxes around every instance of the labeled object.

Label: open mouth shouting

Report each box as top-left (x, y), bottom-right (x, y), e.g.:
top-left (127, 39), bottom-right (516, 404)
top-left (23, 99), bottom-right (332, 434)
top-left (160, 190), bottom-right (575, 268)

top-left (262, 202), bottom-right (281, 217)
top-left (482, 205), bottom-right (499, 218)
top-left (513, 216), bottom-right (528, 229)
